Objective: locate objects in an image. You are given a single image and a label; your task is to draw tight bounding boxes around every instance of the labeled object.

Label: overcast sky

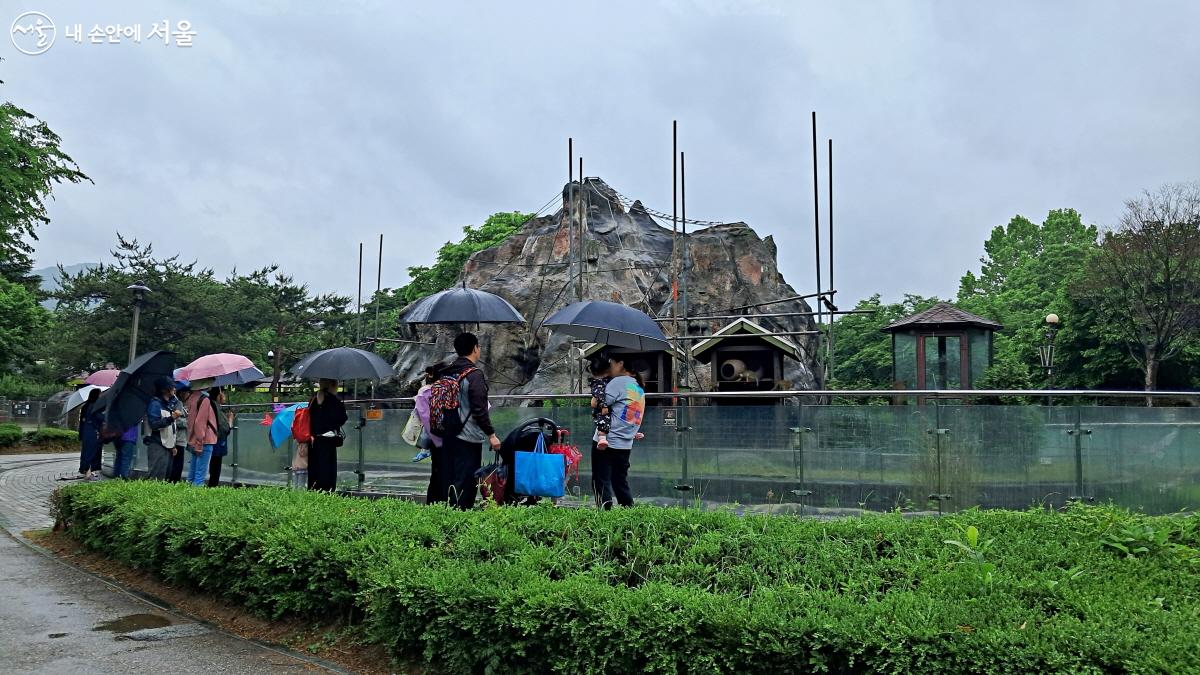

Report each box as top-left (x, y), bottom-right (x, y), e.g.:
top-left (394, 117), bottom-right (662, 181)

top-left (6, 0), bottom-right (1199, 308)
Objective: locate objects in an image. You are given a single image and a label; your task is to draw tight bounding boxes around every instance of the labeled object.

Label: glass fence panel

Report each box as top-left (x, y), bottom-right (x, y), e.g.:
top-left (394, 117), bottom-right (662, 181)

top-left (1082, 406), bottom-right (1200, 514)
top-left (686, 404), bottom-right (801, 512)
top-left (233, 413), bottom-right (290, 486)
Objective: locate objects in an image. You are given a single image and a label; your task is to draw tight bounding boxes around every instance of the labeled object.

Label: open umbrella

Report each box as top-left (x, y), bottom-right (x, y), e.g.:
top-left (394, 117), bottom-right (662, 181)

top-left (270, 403), bottom-right (308, 448)
top-left (97, 351), bottom-right (177, 431)
top-left (177, 353), bottom-right (255, 381)
top-left (84, 369), bottom-right (121, 386)
top-left (543, 300), bottom-right (670, 351)
top-left (64, 385), bottom-right (108, 414)
top-left (289, 347), bottom-right (393, 381)
top-left (214, 366), bottom-right (265, 387)
top-left (400, 285), bottom-right (525, 324)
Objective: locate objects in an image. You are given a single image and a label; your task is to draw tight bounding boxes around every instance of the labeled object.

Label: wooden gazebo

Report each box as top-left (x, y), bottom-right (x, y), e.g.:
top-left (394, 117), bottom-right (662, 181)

top-left (882, 302), bottom-right (1001, 392)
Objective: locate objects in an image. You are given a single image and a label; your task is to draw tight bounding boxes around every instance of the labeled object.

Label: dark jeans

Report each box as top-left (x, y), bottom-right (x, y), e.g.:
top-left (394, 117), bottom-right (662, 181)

top-left (591, 442), bottom-right (633, 509)
top-left (168, 446), bottom-right (186, 483)
top-left (438, 435), bottom-right (482, 510)
top-left (114, 441), bottom-right (136, 479)
top-left (207, 453), bottom-right (223, 487)
top-left (308, 438), bottom-right (338, 491)
top-left (78, 437), bottom-right (102, 474)
top-left (425, 443), bottom-right (448, 505)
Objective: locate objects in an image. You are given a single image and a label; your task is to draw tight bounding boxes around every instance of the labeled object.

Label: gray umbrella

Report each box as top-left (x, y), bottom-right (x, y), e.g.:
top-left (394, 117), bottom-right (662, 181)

top-left (289, 347), bottom-right (394, 381)
top-left (399, 285), bottom-right (525, 324)
top-left (542, 301), bottom-right (671, 351)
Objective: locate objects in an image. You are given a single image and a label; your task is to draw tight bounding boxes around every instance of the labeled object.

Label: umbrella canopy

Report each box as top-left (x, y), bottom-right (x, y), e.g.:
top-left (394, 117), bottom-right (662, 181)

top-left (214, 366), bottom-right (265, 387)
top-left (177, 353), bottom-right (255, 381)
top-left (543, 301), bottom-right (671, 351)
top-left (289, 347), bottom-right (393, 381)
top-left (399, 286), bottom-right (525, 324)
top-left (270, 403), bottom-right (307, 448)
top-left (64, 385), bottom-right (108, 414)
top-left (97, 351), bottom-right (177, 431)
top-left (84, 369), bottom-right (121, 386)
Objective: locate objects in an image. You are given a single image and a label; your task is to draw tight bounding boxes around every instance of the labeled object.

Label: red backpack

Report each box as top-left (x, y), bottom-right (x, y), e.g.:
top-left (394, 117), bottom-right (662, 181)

top-left (430, 367), bottom-right (476, 439)
top-left (291, 405), bottom-right (313, 444)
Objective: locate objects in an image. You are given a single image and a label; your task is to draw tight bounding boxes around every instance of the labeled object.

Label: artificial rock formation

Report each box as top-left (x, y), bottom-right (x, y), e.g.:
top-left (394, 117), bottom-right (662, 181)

top-left (392, 178), bottom-right (821, 395)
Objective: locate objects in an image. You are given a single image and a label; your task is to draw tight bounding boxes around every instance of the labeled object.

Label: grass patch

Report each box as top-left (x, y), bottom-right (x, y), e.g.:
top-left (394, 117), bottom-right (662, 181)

top-left (54, 481), bottom-right (1200, 674)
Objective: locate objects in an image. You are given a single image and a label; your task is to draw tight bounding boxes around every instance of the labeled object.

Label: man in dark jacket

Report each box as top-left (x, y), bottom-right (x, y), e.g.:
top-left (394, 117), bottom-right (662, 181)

top-left (438, 332), bottom-right (500, 510)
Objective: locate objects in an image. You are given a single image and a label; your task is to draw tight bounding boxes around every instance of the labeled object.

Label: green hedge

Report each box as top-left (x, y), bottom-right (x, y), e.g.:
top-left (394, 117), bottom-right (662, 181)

top-left (0, 423), bottom-right (21, 447)
top-left (54, 482), bottom-right (1200, 674)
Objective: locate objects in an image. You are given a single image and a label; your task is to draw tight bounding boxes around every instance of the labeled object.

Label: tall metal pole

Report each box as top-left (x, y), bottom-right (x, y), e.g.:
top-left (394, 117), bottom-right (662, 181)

top-left (374, 234), bottom-right (383, 340)
top-left (827, 138), bottom-right (835, 379)
top-left (680, 151), bottom-right (689, 389)
top-left (567, 138), bottom-right (576, 394)
top-left (672, 121), bottom-right (679, 392)
top-left (128, 303), bottom-right (141, 364)
top-left (578, 156), bottom-right (585, 302)
top-left (354, 242), bottom-right (363, 399)
top-left (811, 112), bottom-right (824, 383)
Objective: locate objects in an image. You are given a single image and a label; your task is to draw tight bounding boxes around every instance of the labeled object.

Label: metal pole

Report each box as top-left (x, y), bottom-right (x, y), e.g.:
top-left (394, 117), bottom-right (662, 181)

top-left (672, 120), bottom-right (679, 360)
top-left (811, 112), bottom-right (823, 331)
top-left (355, 243), bottom-right (363, 400)
top-left (578, 157), bottom-right (585, 302)
top-left (567, 139), bottom-right (576, 395)
top-left (230, 416), bottom-right (239, 486)
top-left (127, 303), bottom-right (141, 364)
top-left (827, 138), bottom-right (835, 380)
top-left (374, 234), bottom-right (383, 340)
top-left (1072, 396), bottom-right (1085, 500)
top-left (357, 403), bottom-right (365, 492)
top-left (680, 150), bottom-right (689, 389)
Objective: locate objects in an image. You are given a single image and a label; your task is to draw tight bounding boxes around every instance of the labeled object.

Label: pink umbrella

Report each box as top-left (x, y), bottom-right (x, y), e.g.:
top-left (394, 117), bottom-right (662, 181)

top-left (177, 353), bottom-right (255, 381)
top-left (84, 369), bottom-right (121, 386)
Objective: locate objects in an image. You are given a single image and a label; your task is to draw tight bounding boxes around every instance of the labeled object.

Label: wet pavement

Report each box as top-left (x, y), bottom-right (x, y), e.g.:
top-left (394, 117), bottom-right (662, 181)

top-left (0, 454), bottom-right (333, 674)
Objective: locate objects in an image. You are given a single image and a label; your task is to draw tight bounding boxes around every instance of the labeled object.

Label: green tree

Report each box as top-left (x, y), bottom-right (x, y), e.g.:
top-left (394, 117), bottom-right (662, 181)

top-left (398, 211), bottom-right (535, 303)
top-left (1074, 182), bottom-right (1200, 398)
top-left (0, 64), bottom-right (90, 285)
top-left (0, 276), bottom-right (47, 369)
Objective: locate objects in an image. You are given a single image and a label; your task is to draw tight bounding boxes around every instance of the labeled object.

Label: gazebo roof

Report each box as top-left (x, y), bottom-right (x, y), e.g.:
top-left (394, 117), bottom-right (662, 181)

top-left (882, 302), bottom-right (1002, 333)
top-left (689, 318), bottom-right (803, 363)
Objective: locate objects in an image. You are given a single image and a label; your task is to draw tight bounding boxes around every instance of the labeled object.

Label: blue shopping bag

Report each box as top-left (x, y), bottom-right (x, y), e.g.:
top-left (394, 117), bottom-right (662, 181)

top-left (514, 432), bottom-right (565, 498)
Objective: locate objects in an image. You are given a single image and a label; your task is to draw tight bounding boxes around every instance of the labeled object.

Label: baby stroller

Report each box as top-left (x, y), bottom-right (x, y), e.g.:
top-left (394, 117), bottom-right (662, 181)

top-left (498, 417), bottom-right (559, 506)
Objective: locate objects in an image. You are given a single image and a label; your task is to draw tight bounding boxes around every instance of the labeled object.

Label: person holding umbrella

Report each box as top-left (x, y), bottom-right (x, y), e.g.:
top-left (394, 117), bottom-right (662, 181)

top-left (186, 384), bottom-right (219, 486)
top-left (169, 381), bottom-right (191, 483)
top-left (307, 378), bottom-right (348, 491)
top-left (434, 332), bottom-right (500, 510)
top-left (76, 388), bottom-right (105, 480)
top-left (591, 353), bottom-right (646, 510)
top-left (145, 377), bottom-right (182, 480)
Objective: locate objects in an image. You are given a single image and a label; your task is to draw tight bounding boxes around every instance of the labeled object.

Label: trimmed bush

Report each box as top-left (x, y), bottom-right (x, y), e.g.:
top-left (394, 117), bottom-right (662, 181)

top-left (0, 423), bottom-right (22, 447)
top-left (25, 427), bottom-right (79, 446)
top-left (54, 482), bottom-right (1200, 674)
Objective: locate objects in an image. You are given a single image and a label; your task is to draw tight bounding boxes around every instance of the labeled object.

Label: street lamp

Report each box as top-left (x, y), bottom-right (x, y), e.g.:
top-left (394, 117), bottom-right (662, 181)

top-left (126, 282), bottom-right (150, 364)
top-left (1039, 313), bottom-right (1060, 398)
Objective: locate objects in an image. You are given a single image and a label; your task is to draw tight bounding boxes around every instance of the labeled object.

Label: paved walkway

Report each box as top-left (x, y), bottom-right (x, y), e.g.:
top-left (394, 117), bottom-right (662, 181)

top-left (0, 453), bottom-right (335, 674)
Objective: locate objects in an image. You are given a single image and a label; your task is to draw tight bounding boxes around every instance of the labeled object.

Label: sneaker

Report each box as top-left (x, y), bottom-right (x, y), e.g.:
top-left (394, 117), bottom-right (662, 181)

top-left (411, 450), bottom-right (431, 463)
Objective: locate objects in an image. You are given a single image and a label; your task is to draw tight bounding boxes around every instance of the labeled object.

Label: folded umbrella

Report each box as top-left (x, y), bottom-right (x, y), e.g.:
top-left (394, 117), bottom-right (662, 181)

top-left (542, 300), bottom-right (670, 351)
top-left (177, 353), bottom-right (255, 381)
top-left (289, 347), bottom-right (393, 381)
top-left (84, 369), bottom-right (121, 387)
top-left (97, 351), bottom-right (177, 431)
top-left (399, 284), bottom-right (525, 324)
top-left (64, 385), bottom-right (108, 414)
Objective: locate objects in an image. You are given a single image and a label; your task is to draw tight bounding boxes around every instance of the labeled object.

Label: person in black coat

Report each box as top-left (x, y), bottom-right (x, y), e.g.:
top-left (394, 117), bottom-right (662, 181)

top-left (307, 378), bottom-right (348, 491)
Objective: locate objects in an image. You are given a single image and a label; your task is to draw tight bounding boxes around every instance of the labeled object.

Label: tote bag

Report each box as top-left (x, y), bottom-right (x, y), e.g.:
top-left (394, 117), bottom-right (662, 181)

top-left (514, 432), bottom-right (565, 498)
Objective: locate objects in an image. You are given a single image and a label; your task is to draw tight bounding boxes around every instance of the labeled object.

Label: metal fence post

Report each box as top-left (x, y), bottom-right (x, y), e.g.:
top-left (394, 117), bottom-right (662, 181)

top-left (790, 397), bottom-right (813, 510)
top-left (1068, 395), bottom-right (1091, 502)
top-left (928, 402), bottom-right (952, 515)
top-left (356, 404), bottom-right (365, 492)
top-left (230, 413), bottom-right (239, 486)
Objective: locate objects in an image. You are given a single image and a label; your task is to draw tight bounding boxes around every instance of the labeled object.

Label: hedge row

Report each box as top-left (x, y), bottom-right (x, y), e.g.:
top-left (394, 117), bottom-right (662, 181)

top-left (54, 481), bottom-right (1200, 674)
top-left (0, 423), bottom-right (79, 448)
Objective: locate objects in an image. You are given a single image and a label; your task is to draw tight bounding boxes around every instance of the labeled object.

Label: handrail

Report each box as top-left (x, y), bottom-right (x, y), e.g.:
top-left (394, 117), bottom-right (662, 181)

top-left (222, 388), bottom-right (1200, 410)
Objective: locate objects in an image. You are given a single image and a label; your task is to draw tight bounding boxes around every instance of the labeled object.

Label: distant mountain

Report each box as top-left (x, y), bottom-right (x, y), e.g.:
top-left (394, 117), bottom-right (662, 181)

top-left (32, 263), bottom-right (98, 308)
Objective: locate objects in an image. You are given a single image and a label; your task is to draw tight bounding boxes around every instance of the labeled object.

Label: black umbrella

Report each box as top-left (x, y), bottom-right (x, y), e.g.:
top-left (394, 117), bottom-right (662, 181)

top-left (542, 301), bottom-right (671, 351)
top-left (289, 347), bottom-right (393, 381)
top-left (399, 284), bottom-right (525, 324)
top-left (98, 350), bottom-right (176, 431)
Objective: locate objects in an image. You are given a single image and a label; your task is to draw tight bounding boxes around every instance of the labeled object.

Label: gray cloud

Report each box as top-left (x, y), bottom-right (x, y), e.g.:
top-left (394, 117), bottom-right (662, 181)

top-left (5, 0), bottom-right (1198, 308)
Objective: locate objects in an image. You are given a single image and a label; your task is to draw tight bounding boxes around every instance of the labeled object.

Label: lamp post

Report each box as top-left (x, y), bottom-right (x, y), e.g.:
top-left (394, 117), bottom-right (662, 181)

top-left (1038, 313), bottom-right (1060, 405)
top-left (126, 282), bottom-right (150, 364)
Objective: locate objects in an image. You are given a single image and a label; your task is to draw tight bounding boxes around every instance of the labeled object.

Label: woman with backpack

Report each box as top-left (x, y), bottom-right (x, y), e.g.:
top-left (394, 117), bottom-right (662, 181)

top-left (307, 378), bottom-right (348, 491)
top-left (186, 385), bottom-right (219, 486)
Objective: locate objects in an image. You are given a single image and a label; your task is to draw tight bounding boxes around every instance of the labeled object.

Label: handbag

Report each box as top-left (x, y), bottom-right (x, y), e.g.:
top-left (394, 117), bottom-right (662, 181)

top-left (475, 453), bottom-right (508, 506)
top-left (514, 432), bottom-right (565, 498)
top-left (401, 409), bottom-right (422, 446)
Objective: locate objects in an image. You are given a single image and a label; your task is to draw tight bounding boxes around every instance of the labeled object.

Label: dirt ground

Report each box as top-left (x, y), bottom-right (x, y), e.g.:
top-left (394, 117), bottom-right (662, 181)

top-left (30, 530), bottom-right (419, 675)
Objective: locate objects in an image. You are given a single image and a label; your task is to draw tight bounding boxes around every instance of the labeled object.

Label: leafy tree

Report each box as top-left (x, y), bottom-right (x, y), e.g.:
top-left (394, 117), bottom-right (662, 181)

top-left (0, 275), bottom-right (47, 369)
top-left (226, 267), bottom-right (351, 395)
top-left (0, 64), bottom-right (90, 285)
top-left (1074, 182), bottom-right (1200, 398)
top-left (398, 211), bottom-right (535, 303)
top-left (830, 294), bottom-right (942, 389)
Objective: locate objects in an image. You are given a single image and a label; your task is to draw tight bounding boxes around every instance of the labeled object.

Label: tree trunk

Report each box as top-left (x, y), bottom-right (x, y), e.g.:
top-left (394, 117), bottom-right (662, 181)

top-left (270, 348), bottom-right (284, 401)
top-left (1143, 348), bottom-right (1159, 407)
